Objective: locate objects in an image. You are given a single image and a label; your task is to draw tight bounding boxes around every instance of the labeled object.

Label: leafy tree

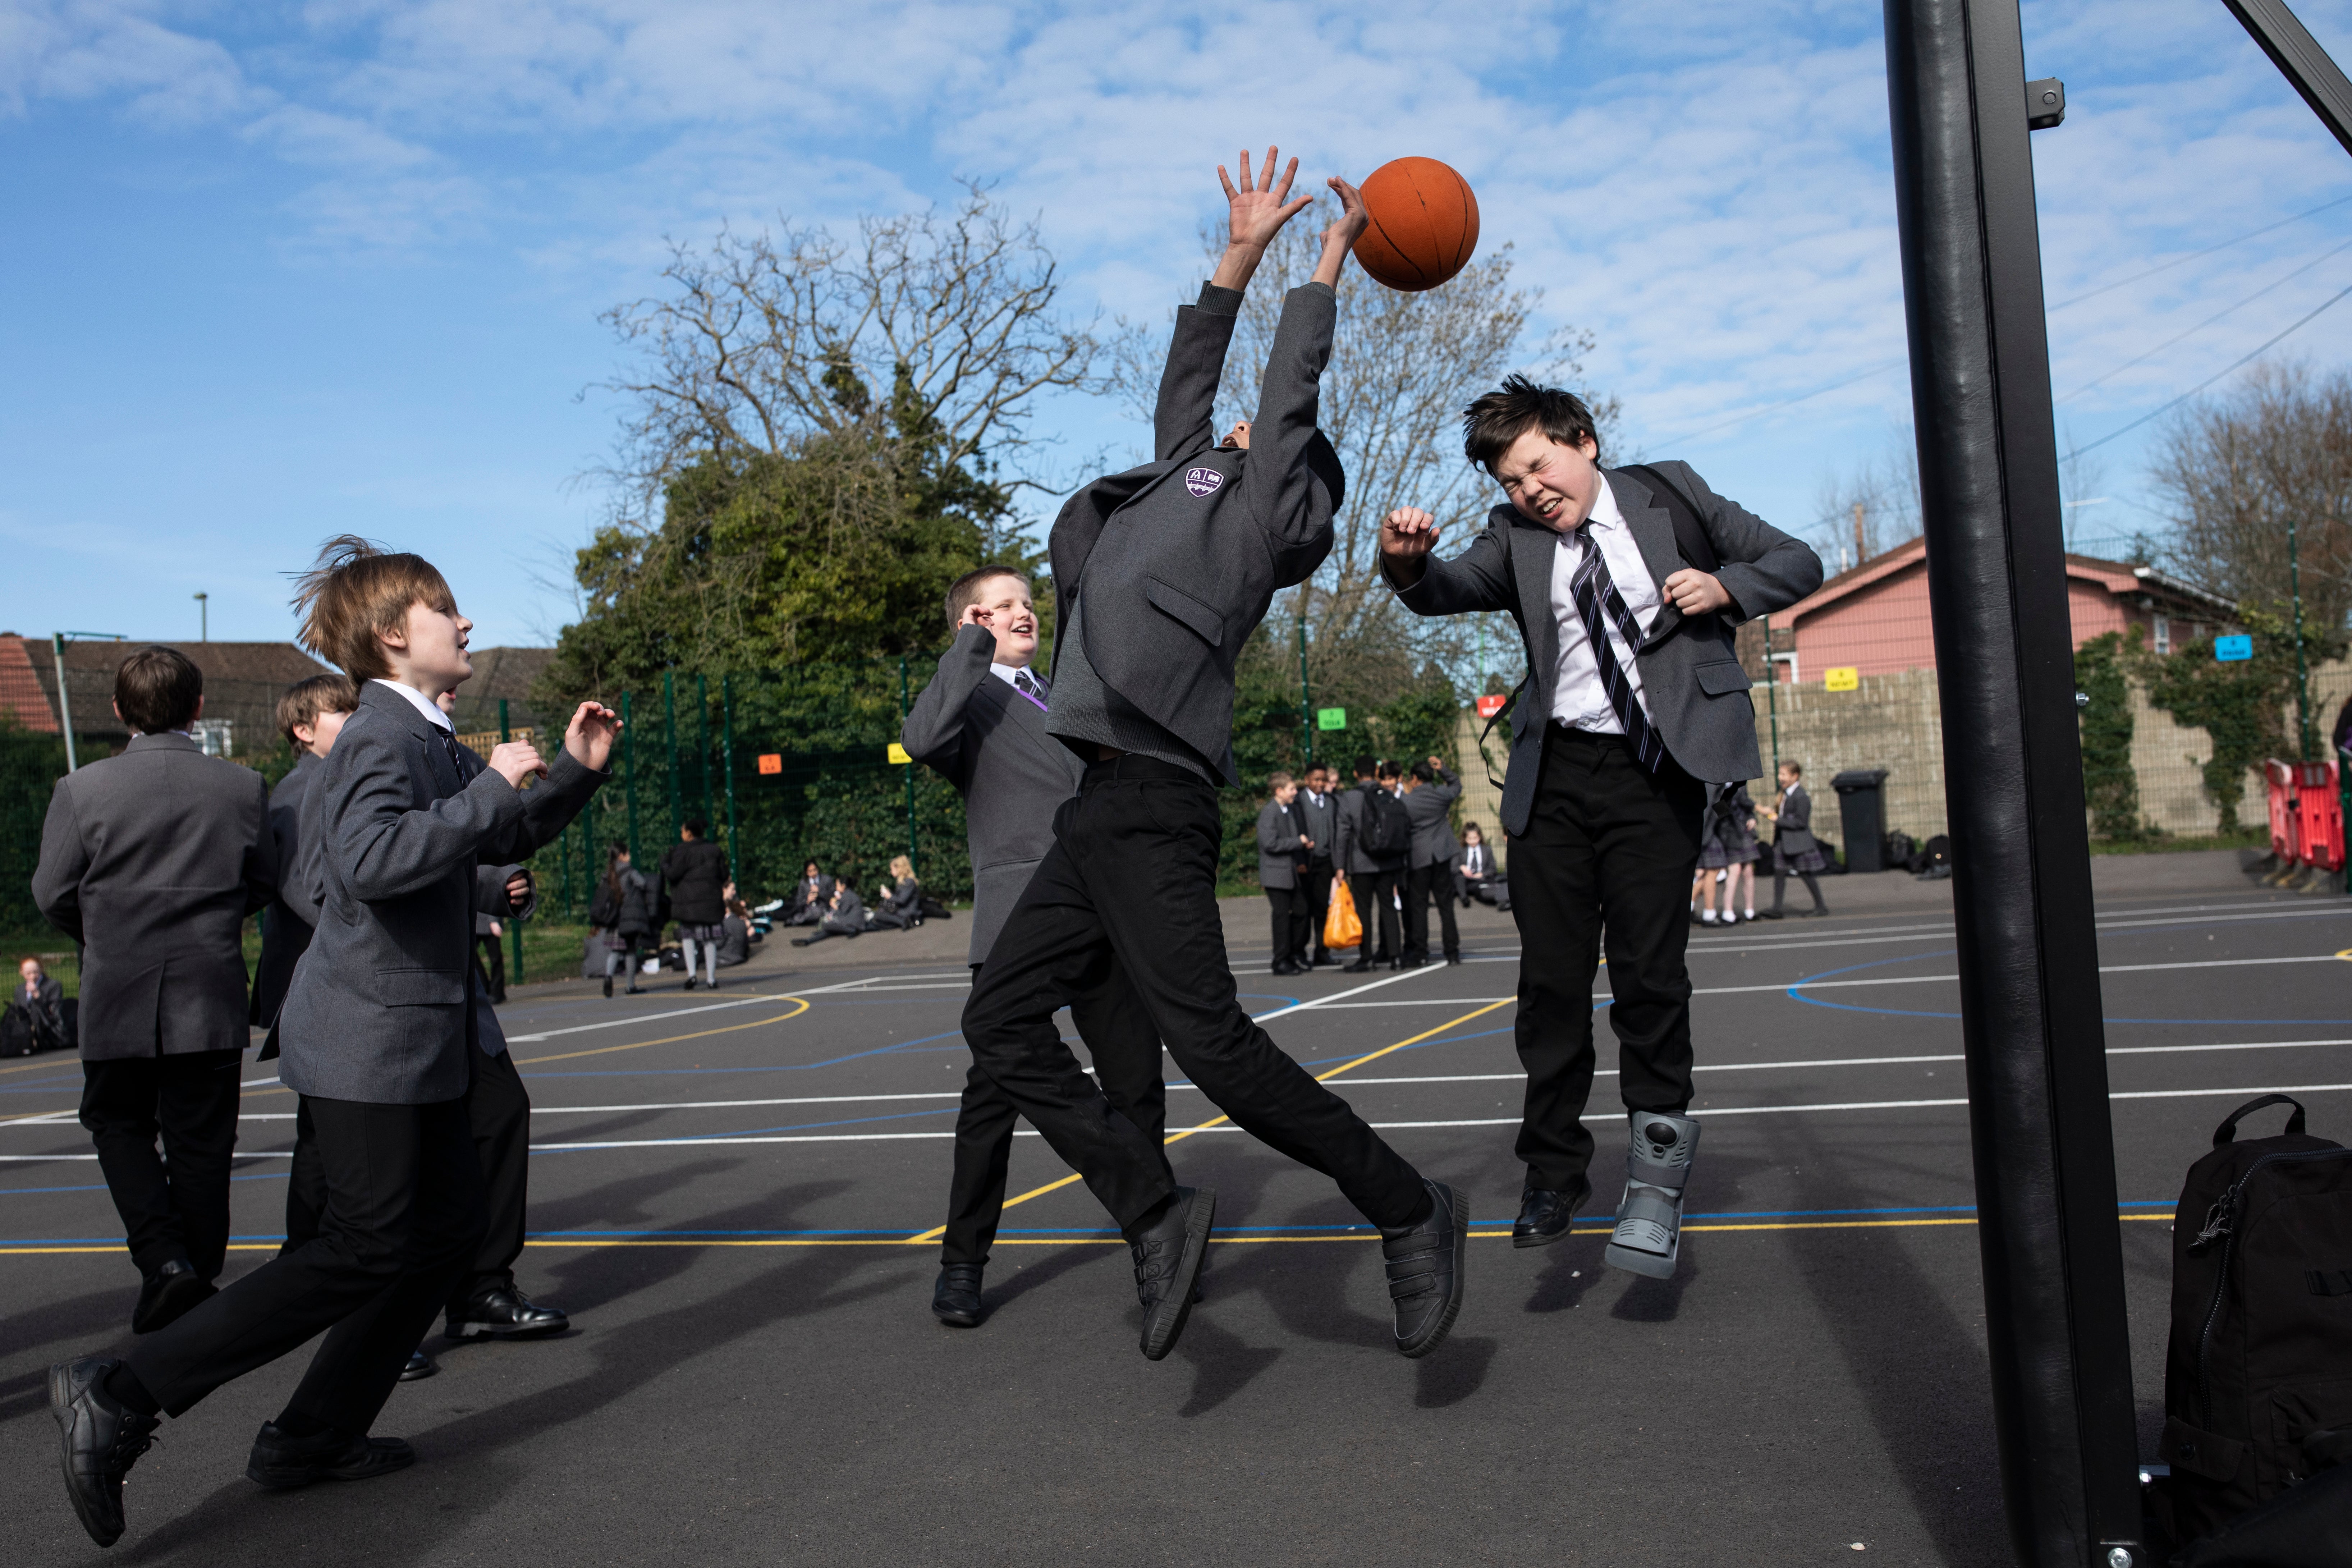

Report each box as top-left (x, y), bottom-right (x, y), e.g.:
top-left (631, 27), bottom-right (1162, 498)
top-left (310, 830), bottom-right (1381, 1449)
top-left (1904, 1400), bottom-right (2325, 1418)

top-left (2132, 609), bottom-right (2347, 832)
top-left (2072, 631), bottom-right (2147, 841)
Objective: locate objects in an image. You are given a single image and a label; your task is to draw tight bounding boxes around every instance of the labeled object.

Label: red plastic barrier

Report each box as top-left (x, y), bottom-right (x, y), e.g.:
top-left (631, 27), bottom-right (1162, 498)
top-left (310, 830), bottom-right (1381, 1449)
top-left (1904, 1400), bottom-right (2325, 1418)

top-left (2266, 760), bottom-right (2301, 864)
top-left (2294, 758), bottom-right (2344, 872)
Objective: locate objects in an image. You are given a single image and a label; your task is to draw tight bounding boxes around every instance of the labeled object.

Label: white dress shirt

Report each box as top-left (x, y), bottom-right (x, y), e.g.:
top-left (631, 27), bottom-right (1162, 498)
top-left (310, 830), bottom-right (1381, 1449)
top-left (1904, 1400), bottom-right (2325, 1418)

top-left (373, 678), bottom-right (454, 732)
top-left (1546, 475), bottom-right (1663, 732)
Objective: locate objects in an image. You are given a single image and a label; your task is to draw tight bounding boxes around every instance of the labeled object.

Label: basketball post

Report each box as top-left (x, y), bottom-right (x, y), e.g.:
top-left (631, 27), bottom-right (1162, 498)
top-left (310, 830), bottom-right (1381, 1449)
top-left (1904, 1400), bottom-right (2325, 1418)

top-left (1881, 4), bottom-right (2141, 1564)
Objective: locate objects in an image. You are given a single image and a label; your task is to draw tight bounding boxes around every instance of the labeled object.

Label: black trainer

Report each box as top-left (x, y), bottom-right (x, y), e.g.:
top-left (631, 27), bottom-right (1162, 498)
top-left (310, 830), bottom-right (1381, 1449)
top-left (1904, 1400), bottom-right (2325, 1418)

top-left (50, 1357), bottom-right (157, 1548)
top-left (246, 1423), bottom-right (415, 1490)
top-left (1382, 1179), bottom-right (1468, 1358)
top-left (932, 1264), bottom-right (984, 1328)
top-left (1511, 1178), bottom-right (1592, 1249)
top-left (130, 1257), bottom-right (214, 1334)
top-left (445, 1286), bottom-right (568, 1340)
top-left (1127, 1186), bottom-right (1214, 1361)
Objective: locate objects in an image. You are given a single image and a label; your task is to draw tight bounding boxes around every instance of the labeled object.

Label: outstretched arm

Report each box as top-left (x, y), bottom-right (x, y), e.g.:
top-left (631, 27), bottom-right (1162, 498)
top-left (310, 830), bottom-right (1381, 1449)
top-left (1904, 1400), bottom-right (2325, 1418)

top-left (1157, 147), bottom-right (1318, 462)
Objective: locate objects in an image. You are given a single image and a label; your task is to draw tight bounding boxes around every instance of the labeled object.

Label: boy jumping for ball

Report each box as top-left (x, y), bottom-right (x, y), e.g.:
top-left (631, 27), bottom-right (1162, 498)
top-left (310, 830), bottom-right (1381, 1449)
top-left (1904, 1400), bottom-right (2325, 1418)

top-left (959, 146), bottom-right (1467, 1362)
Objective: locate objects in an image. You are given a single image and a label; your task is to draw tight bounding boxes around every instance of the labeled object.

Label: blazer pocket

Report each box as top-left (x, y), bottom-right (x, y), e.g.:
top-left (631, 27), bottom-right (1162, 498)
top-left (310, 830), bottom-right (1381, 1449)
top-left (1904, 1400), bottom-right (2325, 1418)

top-left (1143, 575), bottom-right (1224, 648)
top-left (376, 967), bottom-right (464, 1007)
top-left (1694, 660), bottom-right (1751, 697)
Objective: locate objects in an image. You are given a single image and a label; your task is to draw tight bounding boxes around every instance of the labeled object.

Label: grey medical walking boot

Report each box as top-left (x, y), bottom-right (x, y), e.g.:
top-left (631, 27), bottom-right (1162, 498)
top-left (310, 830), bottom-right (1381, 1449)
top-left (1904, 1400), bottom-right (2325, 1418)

top-left (1603, 1113), bottom-right (1700, 1279)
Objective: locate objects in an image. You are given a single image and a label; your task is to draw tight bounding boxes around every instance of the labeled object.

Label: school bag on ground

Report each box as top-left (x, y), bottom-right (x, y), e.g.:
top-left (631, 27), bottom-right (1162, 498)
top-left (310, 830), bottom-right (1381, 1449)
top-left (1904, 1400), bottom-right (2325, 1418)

top-left (2158, 1094), bottom-right (2352, 1555)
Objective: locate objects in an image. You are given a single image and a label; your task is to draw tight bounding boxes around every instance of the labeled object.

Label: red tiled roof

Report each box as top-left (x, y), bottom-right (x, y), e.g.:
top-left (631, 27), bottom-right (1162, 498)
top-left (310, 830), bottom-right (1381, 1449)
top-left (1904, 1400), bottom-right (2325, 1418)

top-left (0, 635), bottom-right (59, 733)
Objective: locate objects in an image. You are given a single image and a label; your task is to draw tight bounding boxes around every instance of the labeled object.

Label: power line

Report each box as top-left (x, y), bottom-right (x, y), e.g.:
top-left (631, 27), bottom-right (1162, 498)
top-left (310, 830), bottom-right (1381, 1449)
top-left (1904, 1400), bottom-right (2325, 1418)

top-left (2046, 192), bottom-right (2352, 311)
top-left (1656, 359), bottom-right (1906, 448)
top-left (2059, 236), bottom-right (2352, 400)
top-left (2061, 280), bottom-right (2352, 461)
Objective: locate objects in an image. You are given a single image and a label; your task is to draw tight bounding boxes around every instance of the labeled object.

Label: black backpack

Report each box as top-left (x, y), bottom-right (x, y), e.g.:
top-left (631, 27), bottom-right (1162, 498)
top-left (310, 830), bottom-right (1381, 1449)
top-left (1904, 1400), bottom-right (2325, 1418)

top-left (587, 880), bottom-right (622, 929)
top-left (2159, 1095), bottom-right (2352, 1549)
top-left (1358, 785), bottom-right (1411, 860)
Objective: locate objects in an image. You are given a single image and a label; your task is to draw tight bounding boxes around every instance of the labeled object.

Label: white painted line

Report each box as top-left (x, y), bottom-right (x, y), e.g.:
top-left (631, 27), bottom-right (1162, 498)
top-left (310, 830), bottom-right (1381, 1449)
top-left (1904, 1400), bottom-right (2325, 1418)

top-left (501, 992), bottom-right (813, 1044)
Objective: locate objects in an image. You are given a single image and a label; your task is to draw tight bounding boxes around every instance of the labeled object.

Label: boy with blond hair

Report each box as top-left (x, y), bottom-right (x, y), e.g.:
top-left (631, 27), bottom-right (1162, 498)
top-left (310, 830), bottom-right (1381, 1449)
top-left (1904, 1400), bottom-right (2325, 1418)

top-left (48, 538), bottom-right (619, 1548)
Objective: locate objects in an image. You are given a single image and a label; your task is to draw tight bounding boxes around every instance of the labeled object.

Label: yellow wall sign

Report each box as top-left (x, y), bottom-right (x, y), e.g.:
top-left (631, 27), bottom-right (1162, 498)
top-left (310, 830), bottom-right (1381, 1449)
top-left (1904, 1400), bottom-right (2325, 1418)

top-left (886, 742), bottom-right (912, 765)
top-left (1824, 667), bottom-right (1860, 692)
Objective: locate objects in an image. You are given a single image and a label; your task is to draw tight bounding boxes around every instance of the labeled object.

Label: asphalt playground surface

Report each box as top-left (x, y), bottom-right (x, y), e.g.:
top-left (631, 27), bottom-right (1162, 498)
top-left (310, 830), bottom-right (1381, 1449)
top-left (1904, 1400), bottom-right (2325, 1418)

top-left (3, 850), bottom-right (2348, 1567)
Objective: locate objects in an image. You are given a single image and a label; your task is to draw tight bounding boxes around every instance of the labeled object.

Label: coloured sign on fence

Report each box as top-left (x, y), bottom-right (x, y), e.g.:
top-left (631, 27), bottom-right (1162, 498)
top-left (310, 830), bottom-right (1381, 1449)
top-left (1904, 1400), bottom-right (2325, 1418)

top-left (886, 743), bottom-right (912, 765)
top-left (2214, 634), bottom-right (2253, 662)
top-left (1824, 667), bottom-right (1860, 692)
top-left (1317, 708), bottom-right (1347, 730)
top-left (756, 753), bottom-right (783, 775)
top-left (1475, 694), bottom-right (1507, 719)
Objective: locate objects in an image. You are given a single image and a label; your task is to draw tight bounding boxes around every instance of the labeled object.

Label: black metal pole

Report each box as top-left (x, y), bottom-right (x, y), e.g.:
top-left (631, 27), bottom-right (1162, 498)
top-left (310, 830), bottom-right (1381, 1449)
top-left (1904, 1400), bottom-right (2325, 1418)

top-left (2223, 0), bottom-right (2352, 155)
top-left (1883, 5), bottom-right (2142, 1565)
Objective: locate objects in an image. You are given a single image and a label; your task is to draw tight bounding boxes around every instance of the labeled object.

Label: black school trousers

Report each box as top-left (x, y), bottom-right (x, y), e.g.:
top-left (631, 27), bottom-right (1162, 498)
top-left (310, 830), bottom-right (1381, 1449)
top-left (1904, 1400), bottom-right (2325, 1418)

top-left (941, 957), bottom-right (1168, 1267)
top-left (1351, 866), bottom-right (1404, 963)
top-left (1301, 861), bottom-right (1334, 960)
top-left (79, 1049), bottom-right (244, 1282)
top-left (1404, 862), bottom-right (1460, 962)
top-left (1507, 726), bottom-right (1706, 1192)
top-left (962, 756), bottom-right (1425, 1232)
top-left (1264, 883), bottom-right (1309, 969)
top-left (284, 1042), bottom-right (533, 1307)
top-left (126, 1092), bottom-right (483, 1431)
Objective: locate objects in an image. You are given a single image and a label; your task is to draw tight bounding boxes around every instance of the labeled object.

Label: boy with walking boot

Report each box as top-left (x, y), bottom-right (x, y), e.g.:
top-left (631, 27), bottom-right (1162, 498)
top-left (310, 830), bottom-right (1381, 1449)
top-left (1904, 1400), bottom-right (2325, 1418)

top-left (959, 146), bottom-right (1466, 1363)
top-left (48, 538), bottom-right (617, 1548)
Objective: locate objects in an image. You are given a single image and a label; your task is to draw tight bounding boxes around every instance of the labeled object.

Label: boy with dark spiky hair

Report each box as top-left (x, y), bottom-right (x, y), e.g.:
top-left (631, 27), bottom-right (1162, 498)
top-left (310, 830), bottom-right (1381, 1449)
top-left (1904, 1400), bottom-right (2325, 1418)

top-left (47, 538), bottom-right (619, 1549)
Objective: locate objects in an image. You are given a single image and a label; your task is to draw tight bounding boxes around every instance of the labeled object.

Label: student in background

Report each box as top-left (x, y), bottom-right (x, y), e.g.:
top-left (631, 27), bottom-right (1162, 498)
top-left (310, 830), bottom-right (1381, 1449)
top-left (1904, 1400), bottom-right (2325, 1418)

top-left (1334, 754), bottom-right (1406, 972)
top-left (782, 861), bottom-right (833, 927)
top-left (867, 854), bottom-right (924, 931)
top-left (601, 845), bottom-right (657, 996)
top-left (789, 876), bottom-right (867, 945)
top-left (1760, 762), bottom-right (1829, 920)
top-left (1716, 781), bottom-right (1762, 923)
top-left (1454, 824), bottom-right (1504, 908)
top-left (33, 646), bottom-right (275, 1338)
top-left (1255, 772), bottom-right (1311, 975)
top-left (252, 674), bottom-right (358, 1036)
top-left (660, 820), bottom-right (730, 990)
top-left (9, 955), bottom-right (71, 1055)
top-left (1295, 764), bottom-right (1339, 967)
top-left (1401, 755), bottom-right (1462, 966)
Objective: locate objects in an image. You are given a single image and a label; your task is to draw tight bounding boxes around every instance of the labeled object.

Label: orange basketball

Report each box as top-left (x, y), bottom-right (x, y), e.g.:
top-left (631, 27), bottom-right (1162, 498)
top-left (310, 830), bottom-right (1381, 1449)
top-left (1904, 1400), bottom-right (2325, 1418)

top-left (1353, 157), bottom-right (1480, 292)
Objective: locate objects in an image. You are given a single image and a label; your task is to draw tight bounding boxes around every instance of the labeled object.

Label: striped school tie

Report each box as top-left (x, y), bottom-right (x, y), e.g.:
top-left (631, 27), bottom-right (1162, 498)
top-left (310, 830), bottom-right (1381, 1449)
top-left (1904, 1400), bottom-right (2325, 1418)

top-left (1569, 523), bottom-right (1665, 773)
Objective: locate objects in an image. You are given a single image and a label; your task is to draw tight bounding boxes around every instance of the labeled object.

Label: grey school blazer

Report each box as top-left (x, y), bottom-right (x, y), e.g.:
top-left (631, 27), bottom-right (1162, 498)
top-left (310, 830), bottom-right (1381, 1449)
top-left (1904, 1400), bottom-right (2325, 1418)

top-left (1255, 799), bottom-right (1307, 890)
top-left (1404, 766), bottom-right (1462, 869)
top-left (275, 683), bottom-right (601, 1104)
top-left (32, 732), bottom-right (275, 1060)
top-left (1392, 462), bottom-right (1822, 837)
top-left (1048, 280), bottom-right (1344, 783)
top-left (901, 624), bottom-right (1085, 965)
top-left (250, 753), bottom-right (321, 1030)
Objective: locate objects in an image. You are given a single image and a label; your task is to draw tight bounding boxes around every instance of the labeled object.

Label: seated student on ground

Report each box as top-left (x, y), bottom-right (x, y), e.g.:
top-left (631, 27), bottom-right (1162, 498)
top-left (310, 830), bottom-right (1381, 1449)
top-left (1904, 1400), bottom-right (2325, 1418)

top-left (1455, 823), bottom-right (1505, 908)
top-left (715, 882), bottom-right (758, 968)
top-left (867, 854), bottom-right (923, 931)
top-left (782, 861), bottom-right (833, 926)
top-left (790, 875), bottom-right (867, 946)
top-left (8, 955), bottom-right (70, 1054)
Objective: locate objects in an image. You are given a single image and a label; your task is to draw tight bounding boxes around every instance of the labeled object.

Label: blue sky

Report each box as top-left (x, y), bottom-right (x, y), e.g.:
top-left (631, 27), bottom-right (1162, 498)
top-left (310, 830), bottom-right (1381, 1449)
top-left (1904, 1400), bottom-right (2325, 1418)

top-left (5, 0), bottom-right (2351, 651)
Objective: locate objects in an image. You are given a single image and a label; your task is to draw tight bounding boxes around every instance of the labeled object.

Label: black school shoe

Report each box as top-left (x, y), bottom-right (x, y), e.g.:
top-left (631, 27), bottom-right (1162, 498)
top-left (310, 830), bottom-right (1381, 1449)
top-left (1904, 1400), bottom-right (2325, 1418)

top-left (1511, 1177), bottom-right (1593, 1248)
top-left (50, 1357), bottom-right (157, 1548)
top-left (399, 1349), bottom-right (438, 1381)
top-left (131, 1257), bottom-right (214, 1334)
top-left (246, 1423), bottom-right (415, 1490)
top-left (445, 1286), bottom-right (568, 1340)
top-left (1128, 1186), bottom-right (1214, 1361)
top-left (932, 1264), bottom-right (984, 1327)
top-left (1383, 1180), bottom-right (1468, 1358)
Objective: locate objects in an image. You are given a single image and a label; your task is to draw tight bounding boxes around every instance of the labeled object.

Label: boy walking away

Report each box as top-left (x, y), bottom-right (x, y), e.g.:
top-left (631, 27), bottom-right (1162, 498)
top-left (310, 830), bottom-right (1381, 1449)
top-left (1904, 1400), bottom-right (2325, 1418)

top-left (960, 146), bottom-right (1467, 1363)
top-left (902, 566), bottom-right (1168, 1328)
top-left (1760, 762), bottom-right (1829, 918)
top-left (600, 845), bottom-right (657, 994)
top-left (1334, 754), bottom-right (1407, 971)
top-left (46, 538), bottom-right (615, 1549)
top-left (1380, 377), bottom-right (1821, 1279)
top-left (1255, 772), bottom-right (1312, 975)
top-left (661, 820), bottom-right (729, 990)
top-left (251, 674), bottom-right (358, 1038)
top-left (1402, 755), bottom-right (1463, 965)
top-left (33, 646), bottom-right (276, 1337)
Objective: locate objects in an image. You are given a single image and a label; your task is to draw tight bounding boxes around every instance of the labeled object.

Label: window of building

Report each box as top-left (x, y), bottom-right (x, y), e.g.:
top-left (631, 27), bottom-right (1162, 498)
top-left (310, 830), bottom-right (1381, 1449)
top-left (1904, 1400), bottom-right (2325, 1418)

top-left (2153, 616), bottom-right (2170, 655)
top-left (192, 718), bottom-right (234, 758)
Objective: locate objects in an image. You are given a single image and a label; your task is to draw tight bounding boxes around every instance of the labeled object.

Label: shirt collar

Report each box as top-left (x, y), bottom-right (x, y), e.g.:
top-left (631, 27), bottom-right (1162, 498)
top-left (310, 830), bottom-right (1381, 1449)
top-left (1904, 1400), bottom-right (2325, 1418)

top-left (372, 677), bottom-right (454, 733)
top-left (986, 661), bottom-right (1037, 690)
top-left (1581, 471), bottom-right (1626, 536)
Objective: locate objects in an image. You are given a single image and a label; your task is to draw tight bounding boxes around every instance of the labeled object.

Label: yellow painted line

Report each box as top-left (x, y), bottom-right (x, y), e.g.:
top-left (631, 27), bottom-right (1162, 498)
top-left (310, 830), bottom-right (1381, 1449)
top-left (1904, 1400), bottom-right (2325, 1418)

top-left (907, 997), bottom-right (1560, 1245)
top-left (0, 1211), bottom-right (2176, 1257)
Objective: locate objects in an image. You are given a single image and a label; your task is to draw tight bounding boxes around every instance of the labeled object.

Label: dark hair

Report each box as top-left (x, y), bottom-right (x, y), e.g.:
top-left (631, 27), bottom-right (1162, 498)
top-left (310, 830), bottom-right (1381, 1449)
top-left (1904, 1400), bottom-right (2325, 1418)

top-left (115, 647), bottom-right (203, 734)
top-left (804, 861), bottom-right (821, 876)
top-left (1352, 753), bottom-right (1377, 778)
top-left (275, 672), bottom-right (359, 749)
top-left (1411, 760), bottom-right (1435, 783)
top-left (944, 564), bottom-right (1030, 627)
top-left (1462, 821), bottom-right (1482, 838)
top-left (1463, 373), bottom-right (1603, 473)
top-left (1376, 758), bottom-right (1402, 781)
top-left (1781, 760), bottom-right (1803, 778)
top-left (604, 844), bottom-right (630, 898)
top-left (683, 818), bottom-right (707, 839)
top-left (291, 535), bottom-right (459, 681)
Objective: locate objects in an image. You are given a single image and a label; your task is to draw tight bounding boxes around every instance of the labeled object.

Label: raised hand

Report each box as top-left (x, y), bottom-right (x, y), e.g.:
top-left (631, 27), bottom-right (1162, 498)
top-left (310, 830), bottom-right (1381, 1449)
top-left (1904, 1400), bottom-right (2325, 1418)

top-left (564, 701), bottom-right (623, 772)
top-left (487, 739), bottom-right (546, 789)
top-left (959, 602), bottom-right (994, 630)
top-left (1219, 146), bottom-right (1313, 252)
top-left (1381, 507), bottom-right (1441, 559)
top-left (1312, 174), bottom-right (1370, 287)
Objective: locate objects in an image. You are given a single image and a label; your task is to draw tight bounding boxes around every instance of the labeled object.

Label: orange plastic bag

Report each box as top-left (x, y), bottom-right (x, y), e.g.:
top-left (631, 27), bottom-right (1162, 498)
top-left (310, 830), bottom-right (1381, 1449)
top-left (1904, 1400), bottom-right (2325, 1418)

top-left (1324, 873), bottom-right (1363, 949)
